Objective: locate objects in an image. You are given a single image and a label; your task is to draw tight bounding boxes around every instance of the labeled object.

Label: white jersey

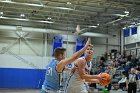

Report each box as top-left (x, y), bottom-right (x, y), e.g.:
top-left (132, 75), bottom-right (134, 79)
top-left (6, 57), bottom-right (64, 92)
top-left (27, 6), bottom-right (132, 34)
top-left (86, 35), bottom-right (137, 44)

top-left (85, 61), bottom-right (92, 74)
top-left (64, 57), bottom-right (92, 93)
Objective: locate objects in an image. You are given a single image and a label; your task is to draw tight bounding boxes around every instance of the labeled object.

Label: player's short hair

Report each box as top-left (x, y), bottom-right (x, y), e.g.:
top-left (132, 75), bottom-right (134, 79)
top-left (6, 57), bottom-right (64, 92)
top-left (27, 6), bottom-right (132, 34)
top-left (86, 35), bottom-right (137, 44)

top-left (54, 47), bottom-right (66, 58)
top-left (88, 44), bottom-right (93, 49)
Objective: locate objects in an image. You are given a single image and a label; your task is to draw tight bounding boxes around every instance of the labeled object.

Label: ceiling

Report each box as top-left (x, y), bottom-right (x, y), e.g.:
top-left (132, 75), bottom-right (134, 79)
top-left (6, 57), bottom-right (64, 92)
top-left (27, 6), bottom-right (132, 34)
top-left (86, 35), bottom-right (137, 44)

top-left (0, 0), bottom-right (140, 34)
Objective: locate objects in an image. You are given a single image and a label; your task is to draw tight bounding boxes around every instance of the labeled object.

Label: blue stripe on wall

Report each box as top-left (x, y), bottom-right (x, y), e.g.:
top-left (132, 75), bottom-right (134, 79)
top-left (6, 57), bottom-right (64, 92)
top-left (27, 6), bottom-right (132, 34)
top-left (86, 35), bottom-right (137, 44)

top-left (0, 68), bottom-right (46, 88)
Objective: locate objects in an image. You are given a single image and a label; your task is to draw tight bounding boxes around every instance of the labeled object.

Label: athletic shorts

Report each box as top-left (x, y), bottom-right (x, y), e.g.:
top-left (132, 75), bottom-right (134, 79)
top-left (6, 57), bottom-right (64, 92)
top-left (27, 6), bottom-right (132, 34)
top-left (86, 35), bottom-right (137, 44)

top-left (65, 84), bottom-right (88, 93)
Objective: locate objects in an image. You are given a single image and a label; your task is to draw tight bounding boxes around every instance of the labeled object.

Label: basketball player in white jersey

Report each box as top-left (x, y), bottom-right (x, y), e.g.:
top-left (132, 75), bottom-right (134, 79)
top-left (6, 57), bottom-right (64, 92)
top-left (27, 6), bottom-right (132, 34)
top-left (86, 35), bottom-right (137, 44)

top-left (64, 44), bottom-right (103, 93)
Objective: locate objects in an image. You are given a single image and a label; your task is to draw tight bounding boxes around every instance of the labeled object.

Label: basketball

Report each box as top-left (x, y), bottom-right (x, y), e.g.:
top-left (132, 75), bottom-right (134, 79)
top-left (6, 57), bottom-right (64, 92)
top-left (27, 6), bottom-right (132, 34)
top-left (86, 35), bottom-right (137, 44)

top-left (99, 73), bottom-right (112, 86)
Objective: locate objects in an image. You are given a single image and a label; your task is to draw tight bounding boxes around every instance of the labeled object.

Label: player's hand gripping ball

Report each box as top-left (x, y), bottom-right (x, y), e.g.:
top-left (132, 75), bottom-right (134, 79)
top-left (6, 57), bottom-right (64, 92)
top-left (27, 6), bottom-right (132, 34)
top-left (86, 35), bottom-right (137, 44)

top-left (99, 73), bottom-right (112, 86)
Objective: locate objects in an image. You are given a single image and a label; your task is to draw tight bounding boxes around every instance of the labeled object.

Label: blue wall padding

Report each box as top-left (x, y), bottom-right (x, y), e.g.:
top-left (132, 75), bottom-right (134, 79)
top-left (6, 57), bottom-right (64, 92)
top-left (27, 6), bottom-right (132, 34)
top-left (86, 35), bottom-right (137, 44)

top-left (0, 68), bottom-right (46, 88)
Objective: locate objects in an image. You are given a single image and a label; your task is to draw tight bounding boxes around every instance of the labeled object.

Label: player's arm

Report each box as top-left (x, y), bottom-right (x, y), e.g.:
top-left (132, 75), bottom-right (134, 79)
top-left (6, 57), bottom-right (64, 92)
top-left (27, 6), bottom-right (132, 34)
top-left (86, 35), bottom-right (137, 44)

top-left (64, 68), bottom-right (72, 71)
top-left (77, 58), bottom-right (101, 80)
top-left (64, 67), bottom-right (77, 72)
top-left (85, 79), bottom-right (99, 83)
top-left (56, 38), bottom-right (91, 72)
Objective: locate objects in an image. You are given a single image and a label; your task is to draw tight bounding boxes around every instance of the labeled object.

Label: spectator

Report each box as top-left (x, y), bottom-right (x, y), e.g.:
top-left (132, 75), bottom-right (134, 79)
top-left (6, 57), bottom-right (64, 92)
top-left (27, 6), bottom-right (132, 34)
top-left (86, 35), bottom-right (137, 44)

top-left (118, 73), bottom-right (127, 90)
top-left (126, 68), bottom-right (138, 93)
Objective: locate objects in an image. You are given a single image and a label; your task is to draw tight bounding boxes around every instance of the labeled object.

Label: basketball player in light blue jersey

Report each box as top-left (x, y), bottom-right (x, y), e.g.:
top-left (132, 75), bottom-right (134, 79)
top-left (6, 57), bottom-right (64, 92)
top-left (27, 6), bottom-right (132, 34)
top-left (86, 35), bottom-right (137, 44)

top-left (40, 38), bottom-right (91, 93)
top-left (64, 44), bottom-right (103, 93)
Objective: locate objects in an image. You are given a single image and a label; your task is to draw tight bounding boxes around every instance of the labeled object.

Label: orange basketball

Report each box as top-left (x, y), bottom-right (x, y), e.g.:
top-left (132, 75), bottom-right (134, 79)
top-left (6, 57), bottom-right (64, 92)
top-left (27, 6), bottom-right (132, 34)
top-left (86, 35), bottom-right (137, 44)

top-left (99, 73), bottom-right (112, 86)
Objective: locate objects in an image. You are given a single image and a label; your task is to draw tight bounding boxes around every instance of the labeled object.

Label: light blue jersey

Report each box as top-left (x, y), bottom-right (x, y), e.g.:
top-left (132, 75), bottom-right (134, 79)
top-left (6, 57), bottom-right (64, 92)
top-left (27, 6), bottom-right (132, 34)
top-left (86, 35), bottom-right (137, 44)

top-left (42, 59), bottom-right (61, 91)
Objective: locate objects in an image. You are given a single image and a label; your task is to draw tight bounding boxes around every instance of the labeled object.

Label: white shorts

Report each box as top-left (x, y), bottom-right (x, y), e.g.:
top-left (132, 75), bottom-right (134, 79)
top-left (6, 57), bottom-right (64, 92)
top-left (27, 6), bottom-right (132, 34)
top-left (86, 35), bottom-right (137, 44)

top-left (65, 84), bottom-right (88, 93)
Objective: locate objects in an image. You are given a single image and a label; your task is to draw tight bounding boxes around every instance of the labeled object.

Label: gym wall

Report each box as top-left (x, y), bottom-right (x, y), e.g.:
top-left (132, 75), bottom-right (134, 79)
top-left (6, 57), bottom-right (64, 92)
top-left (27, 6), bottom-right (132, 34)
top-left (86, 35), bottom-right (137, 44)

top-left (0, 30), bottom-right (120, 88)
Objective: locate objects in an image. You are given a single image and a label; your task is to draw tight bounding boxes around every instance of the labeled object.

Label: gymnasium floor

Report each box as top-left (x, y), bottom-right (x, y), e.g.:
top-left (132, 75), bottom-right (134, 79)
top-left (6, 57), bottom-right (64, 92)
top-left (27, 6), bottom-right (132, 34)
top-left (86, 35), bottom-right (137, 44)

top-left (0, 89), bottom-right (40, 93)
top-left (0, 89), bottom-right (62, 93)
top-left (0, 89), bottom-right (140, 93)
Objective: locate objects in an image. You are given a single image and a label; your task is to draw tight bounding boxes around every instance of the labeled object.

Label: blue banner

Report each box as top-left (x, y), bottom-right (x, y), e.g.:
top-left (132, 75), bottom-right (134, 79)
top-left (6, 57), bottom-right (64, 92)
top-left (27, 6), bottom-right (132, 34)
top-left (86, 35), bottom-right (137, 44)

top-left (131, 27), bottom-right (137, 35)
top-left (52, 36), bottom-right (63, 56)
top-left (123, 28), bottom-right (130, 37)
top-left (76, 37), bottom-right (87, 56)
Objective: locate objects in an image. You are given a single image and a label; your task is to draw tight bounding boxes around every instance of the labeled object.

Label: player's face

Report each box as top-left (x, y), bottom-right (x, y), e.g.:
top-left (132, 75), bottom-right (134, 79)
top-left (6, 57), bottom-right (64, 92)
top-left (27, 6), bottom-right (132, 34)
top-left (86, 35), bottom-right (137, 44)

top-left (58, 54), bottom-right (65, 61)
top-left (85, 46), bottom-right (94, 56)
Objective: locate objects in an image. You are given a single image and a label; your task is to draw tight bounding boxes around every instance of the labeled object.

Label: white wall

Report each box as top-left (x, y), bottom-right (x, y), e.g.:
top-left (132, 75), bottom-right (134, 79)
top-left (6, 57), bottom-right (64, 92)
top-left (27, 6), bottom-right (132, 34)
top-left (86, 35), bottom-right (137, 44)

top-left (0, 29), bottom-right (120, 69)
top-left (124, 25), bottom-right (140, 51)
top-left (137, 26), bottom-right (140, 42)
top-left (0, 54), bottom-right (54, 69)
top-left (0, 32), bottom-right (43, 56)
top-left (63, 42), bottom-right (75, 58)
top-left (92, 30), bottom-right (120, 58)
top-left (93, 44), bottom-right (106, 58)
top-left (125, 34), bottom-right (138, 44)
top-left (125, 25), bottom-right (140, 45)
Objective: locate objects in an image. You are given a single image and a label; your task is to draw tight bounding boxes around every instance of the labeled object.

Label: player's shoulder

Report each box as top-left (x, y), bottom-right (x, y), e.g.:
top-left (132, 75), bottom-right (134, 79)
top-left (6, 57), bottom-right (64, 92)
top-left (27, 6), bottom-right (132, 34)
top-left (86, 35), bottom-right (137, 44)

top-left (76, 58), bottom-right (85, 66)
top-left (77, 57), bottom-right (85, 61)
